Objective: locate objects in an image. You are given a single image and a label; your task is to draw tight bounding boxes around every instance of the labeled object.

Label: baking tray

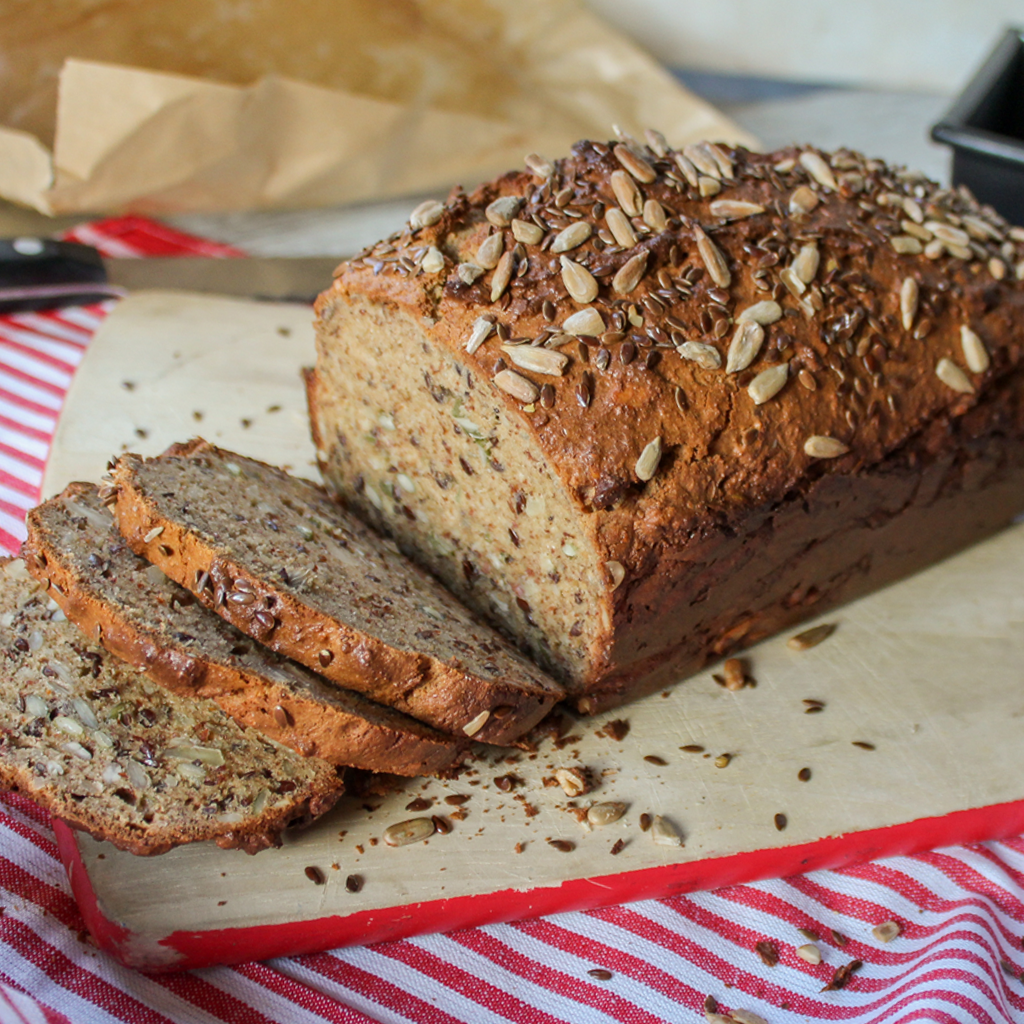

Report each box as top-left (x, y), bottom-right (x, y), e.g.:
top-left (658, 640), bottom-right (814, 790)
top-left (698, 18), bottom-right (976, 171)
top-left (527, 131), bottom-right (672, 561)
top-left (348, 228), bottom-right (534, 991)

top-left (931, 27), bottom-right (1024, 225)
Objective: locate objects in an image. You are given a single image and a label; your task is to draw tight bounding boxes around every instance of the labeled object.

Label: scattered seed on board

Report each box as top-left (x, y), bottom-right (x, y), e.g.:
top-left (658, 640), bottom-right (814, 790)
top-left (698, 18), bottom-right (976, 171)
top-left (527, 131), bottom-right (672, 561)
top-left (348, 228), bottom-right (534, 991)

top-left (722, 658), bottom-right (745, 691)
top-left (755, 940), bottom-right (780, 967)
top-left (798, 767), bottom-right (812, 782)
top-left (383, 817), bottom-right (435, 847)
top-left (588, 801), bottom-right (627, 826)
top-left (548, 838), bottom-right (575, 852)
top-left (872, 920), bottom-right (902, 943)
top-left (639, 812), bottom-right (652, 831)
top-left (774, 813), bottom-right (787, 831)
top-left (650, 815), bottom-right (683, 846)
top-left (852, 741), bottom-right (876, 750)
top-left (714, 753), bottom-right (732, 768)
top-left (304, 866), bottom-right (325, 885)
top-left (787, 623), bottom-right (836, 650)
top-left (345, 874), bottom-right (363, 893)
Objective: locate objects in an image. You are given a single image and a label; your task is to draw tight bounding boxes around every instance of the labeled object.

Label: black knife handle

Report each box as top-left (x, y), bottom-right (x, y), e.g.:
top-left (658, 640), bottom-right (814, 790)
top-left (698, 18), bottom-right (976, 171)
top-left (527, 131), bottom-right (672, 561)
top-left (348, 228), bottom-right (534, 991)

top-left (0, 238), bottom-right (122, 313)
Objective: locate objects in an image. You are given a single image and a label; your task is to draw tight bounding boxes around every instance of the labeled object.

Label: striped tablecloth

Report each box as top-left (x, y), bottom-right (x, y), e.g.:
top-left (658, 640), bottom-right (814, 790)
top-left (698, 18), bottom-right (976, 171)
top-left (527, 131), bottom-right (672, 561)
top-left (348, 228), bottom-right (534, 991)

top-left (1, 218), bottom-right (1023, 1024)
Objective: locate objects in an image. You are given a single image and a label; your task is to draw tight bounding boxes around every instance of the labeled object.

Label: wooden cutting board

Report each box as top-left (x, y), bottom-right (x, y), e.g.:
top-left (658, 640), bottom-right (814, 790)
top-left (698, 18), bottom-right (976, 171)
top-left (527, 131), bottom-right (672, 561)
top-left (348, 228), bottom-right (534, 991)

top-left (47, 291), bottom-right (1024, 972)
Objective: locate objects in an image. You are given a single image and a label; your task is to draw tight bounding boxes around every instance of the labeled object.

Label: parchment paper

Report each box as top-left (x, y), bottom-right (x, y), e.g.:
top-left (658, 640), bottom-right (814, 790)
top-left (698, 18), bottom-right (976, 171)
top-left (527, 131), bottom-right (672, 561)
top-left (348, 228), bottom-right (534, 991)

top-left (0, 0), bottom-right (757, 215)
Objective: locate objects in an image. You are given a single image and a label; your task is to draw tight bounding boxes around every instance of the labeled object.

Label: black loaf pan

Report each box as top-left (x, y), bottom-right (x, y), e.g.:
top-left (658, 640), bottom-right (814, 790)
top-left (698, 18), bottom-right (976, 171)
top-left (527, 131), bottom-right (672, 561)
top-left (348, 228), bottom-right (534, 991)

top-left (932, 27), bottom-right (1024, 226)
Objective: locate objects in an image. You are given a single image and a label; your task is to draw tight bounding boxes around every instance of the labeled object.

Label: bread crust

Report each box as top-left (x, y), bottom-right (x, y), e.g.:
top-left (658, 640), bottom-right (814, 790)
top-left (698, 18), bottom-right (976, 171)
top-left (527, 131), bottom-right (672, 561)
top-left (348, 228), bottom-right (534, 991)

top-left (312, 140), bottom-right (1024, 707)
top-left (23, 483), bottom-right (466, 776)
top-left (111, 441), bottom-right (562, 744)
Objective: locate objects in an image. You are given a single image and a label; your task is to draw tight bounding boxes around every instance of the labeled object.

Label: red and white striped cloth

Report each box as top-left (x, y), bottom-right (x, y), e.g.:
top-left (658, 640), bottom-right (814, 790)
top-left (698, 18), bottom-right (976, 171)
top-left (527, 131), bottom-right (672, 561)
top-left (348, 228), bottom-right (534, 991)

top-left (2, 218), bottom-right (1024, 1024)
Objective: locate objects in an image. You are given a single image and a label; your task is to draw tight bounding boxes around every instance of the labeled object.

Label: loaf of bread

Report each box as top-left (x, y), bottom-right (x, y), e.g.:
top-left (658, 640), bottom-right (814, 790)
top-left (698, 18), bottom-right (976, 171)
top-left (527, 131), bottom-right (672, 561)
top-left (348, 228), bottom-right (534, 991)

top-left (110, 440), bottom-right (563, 744)
top-left (309, 136), bottom-right (1024, 713)
top-left (23, 483), bottom-right (465, 777)
top-left (0, 558), bottom-right (344, 855)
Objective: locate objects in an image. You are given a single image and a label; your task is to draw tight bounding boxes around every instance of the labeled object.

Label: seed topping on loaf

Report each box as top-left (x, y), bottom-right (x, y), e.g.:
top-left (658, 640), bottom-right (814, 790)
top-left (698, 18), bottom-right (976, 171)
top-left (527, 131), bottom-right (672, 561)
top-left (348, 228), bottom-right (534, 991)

top-left (331, 135), bottom-right (1024, 520)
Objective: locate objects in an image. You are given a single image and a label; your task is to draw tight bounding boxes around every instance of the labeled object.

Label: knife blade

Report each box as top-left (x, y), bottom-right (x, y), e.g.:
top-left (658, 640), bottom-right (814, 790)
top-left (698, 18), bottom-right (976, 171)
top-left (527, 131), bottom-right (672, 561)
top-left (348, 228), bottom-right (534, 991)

top-left (0, 237), bottom-right (341, 313)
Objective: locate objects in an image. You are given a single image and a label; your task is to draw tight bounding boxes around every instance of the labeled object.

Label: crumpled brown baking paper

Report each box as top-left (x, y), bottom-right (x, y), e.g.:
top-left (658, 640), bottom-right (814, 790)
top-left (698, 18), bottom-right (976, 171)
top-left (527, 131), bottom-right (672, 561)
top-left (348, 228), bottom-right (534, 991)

top-left (0, 0), bottom-right (757, 215)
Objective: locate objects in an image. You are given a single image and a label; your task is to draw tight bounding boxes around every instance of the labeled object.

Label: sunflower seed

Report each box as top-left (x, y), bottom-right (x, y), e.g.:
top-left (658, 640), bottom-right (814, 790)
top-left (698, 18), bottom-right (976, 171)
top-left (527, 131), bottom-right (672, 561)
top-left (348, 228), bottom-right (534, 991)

top-left (789, 185), bottom-right (820, 215)
top-left (936, 357), bottom-right (974, 393)
top-left (635, 437), bottom-right (663, 481)
top-left (420, 247), bottom-right (444, 274)
top-left (588, 801), bottom-right (627, 826)
top-left (706, 143), bottom-right (735, 179)
top-left (698, 176), bottom-right (721, 197)
top-left (682, 143), bottom-right (719, 178)
top-left (457, 262), bottom-right (484, 285)
top-left (797, 943), bottom-right (822, 965)
top-left (642, 198), bottom-right (668, 232)
top-left (673, 152), bottom-right (700, 188)
top-left (605, 208), bottom-right (637, 247)
top-left (562, 308), bottom-right (606, 336)
top-left (644, 127), bottom-right (668, 156)
top-left (677, 341), bottom-right (721, 369)
top-left (726, 321), bottom-right (764, 373)
top-left (465, 316), bottom-right (495, 355)
top-left (477, 232), bottom-right (504, 270)
top-left (143, 526), bottom-right (164, 543)
top-left (693, 226), bottom-right (730, 288)
top-left (872, 920), bottom-right (901, 943)
top-left (614, 143), bottom-right (656, 183)
top-left (490, 251), bottom-right (516, 302)
top-left (737, 300), bottom-right (782, 325)
top-left (779, 266), bottom-right (806, 297)
top-left (502, 344), bottom-right (568, 376)
top-left (900, 276), bottom-right (919, 331)
top-left (650, 815), bottom-right (683, 846)
top-left (604, 560), bottom-right (626, 591)
top-left (524, 153), bottom-right (553, 178)
top-left (409, 199), bottom-right (444, 230)
top-left (511, 219), bottom-right (543, 246)
top-left (989, 257), bottom-right (1007, 280)
top-left (891, 235), bottom-right (924, 255)
top-left (748, 363), bottom-right (789, 404)
top-left (493, 369), bottom-right (538, 403)
top-left (925, 221), bottom-right (970, 247)
top-left (730, 1012), bottom-right (768, 1024)
top-left (804, 435), bottom-right (849, 458)
top-left (485, 196), bottom-right (522, 227)
top-left (560, 257), bottom-right (599, 303)
top-left (960, 325), bottom-right (990, 373)
top-left (793, 242), bottom-right (820, 284)
top-left (612, 250), bottom-right (649, 294)
top-left (383, 817), bottom-right (435, 846)
top-left (554, 766), bottom-right (590, 798)
top-left (611, 170), bottom-right (643, 217)
top-left (787, 623), bottom-right (835, 650)
top-left (550, 221), bottom-right (592, 253)
top-left (709, 199), bottom-right (766, 222)
top-left (799, 150), bottom-right (838, 190)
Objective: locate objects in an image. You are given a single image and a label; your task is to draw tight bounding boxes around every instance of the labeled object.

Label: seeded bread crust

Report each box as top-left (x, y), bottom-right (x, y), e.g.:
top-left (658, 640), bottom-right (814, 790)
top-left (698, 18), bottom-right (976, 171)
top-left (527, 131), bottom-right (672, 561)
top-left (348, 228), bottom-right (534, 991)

top-left (110, 441), bottom-right (562, 745)
top-left (0, 559), bottom-right (344, 856)
top-left (311, 138), bottom-right (1024, 711)
top-left (23, 484), bottom-right (465, 777)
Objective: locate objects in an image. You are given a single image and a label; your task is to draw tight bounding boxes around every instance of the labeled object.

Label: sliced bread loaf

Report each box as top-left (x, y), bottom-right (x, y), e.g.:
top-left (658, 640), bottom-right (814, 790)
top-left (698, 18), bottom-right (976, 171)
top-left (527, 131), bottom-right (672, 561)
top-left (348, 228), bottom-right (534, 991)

top-left (110, 440), bottom-right (563, 745)
top-left (24, 484), bottom-right (465, 777)
top-left (0, 558), bottom-right (344, 855)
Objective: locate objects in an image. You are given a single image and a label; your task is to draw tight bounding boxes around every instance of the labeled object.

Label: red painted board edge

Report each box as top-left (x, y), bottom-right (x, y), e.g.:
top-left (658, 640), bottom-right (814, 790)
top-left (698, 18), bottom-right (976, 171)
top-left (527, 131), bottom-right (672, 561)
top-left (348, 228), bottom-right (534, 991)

top-left (55, 797), bottom-right (1024, 974)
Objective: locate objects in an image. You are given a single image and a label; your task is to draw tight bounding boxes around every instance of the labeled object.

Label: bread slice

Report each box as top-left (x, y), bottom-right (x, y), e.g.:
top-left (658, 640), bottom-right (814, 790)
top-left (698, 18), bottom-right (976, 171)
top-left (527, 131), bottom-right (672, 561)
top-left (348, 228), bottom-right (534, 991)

top-left (24, 484), bottom-right (465, 777)
top-left (110, 441), bottom-right (563, 745)
top-left (0, 558), bottom-right (344, 855)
